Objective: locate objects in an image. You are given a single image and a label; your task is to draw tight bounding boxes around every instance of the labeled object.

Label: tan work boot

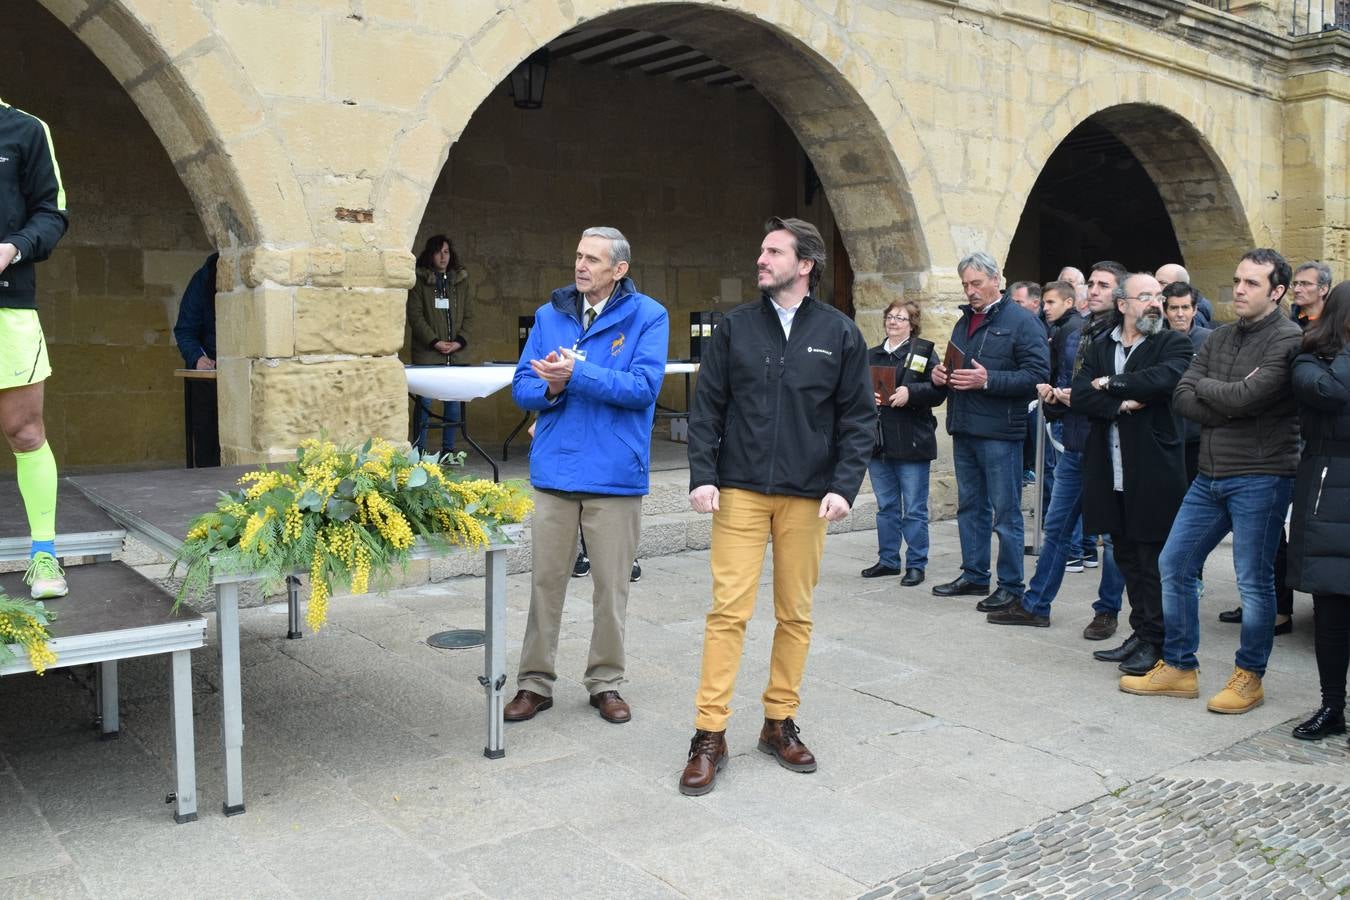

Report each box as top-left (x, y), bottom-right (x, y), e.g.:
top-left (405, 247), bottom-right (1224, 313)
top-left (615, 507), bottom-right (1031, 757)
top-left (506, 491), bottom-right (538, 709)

top-left (1119, 661), bottom-right (1199, 698)
top-left (1207, 666), bottom-right (1264, 714)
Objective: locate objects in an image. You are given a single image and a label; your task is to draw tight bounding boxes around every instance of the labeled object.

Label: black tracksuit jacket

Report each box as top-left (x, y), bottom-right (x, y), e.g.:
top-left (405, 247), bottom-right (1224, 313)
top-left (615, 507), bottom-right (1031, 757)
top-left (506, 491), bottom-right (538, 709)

top-left (0, 99), bottom-right (68, 309)
top-left (687, 295), bottom-right (875, 505)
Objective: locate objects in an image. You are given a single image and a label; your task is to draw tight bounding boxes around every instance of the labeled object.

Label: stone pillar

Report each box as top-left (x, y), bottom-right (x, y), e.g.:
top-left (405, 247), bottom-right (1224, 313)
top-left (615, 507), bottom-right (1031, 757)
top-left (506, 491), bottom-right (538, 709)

top-left (215, 246), bottom-right (415, 464)
top-left (1282, 70), bottom-right (1350, 270)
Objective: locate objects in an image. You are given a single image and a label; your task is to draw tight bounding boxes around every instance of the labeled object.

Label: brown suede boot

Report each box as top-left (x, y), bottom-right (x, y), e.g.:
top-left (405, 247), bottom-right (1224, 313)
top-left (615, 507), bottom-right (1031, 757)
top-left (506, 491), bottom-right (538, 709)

top-left (679, 729), bottom-right (728, 796)
top-left (757, 717), bottom-right (817, 773)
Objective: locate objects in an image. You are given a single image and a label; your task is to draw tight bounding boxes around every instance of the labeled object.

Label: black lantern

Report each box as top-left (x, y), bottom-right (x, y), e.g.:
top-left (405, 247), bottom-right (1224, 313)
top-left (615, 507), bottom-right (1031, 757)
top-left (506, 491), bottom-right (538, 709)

top-left (509, 50), bottom-right (549, 109)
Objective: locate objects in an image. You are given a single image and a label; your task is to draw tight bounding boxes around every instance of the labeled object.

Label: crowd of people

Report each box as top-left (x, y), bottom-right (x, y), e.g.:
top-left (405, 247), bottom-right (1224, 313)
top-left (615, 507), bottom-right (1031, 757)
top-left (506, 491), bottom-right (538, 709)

top-left (498, 219), bottom-right (1349, 797)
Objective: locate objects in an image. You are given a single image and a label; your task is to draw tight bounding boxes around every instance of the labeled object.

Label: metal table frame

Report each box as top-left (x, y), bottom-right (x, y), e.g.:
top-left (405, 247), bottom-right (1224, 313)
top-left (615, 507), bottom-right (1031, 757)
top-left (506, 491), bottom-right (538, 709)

top-left (69, 475), bottom-right (515, 817)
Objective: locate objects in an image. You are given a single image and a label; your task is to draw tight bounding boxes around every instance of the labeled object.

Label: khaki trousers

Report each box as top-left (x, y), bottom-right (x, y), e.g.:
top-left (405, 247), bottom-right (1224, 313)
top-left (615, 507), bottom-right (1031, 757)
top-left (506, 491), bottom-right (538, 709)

top-left (694, 488), bottom-right (826, 732)
top-left (517, 488), bottom-right (642, 697)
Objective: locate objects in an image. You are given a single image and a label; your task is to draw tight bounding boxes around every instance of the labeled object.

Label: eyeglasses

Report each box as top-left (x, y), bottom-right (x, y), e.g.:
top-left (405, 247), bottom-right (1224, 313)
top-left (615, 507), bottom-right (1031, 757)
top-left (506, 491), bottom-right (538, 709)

top-left (1125, 294), bottom-right (1161, 304)
top-left (884, 315), bottom-right (910, 322)
top-left (1292, 280), bottom-right (1320, 289)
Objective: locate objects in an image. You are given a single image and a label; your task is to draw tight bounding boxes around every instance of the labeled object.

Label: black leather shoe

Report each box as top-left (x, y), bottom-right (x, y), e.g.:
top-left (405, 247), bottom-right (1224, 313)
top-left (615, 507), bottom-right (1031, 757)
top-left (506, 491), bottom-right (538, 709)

top-left (932, 576), bottom-right (990, 597)
top-left (1218, 606), bottom-right (1242, 624)
top-left (861, 563), bottom-right (901, 578)
top-left (1117, 641), bottom-right (1162, 676)
top-left (1275, 616), bottom-right (1293, 636)
top-left (976, 588), bottom-right (1020, 613)
top-left (1292, 706), bottom-right (1346, 740)
top-left (900, 567), bottom-right (925, 587)
top-left (1093, 634), bottom-right (1140, 663)
top-left (986, 603), bottom-right (1049, 627)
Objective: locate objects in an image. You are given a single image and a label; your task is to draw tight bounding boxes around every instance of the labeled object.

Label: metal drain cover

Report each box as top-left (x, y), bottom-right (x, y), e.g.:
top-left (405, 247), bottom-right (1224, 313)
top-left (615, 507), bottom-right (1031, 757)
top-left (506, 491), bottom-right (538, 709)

top-left (427, 629), bottom-right (485, 649)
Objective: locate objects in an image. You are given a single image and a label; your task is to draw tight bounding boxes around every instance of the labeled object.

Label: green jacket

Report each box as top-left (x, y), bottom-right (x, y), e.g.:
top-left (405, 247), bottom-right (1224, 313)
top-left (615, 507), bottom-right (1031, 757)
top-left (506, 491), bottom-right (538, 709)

top-left (407, 266), bottom-right (473, 365)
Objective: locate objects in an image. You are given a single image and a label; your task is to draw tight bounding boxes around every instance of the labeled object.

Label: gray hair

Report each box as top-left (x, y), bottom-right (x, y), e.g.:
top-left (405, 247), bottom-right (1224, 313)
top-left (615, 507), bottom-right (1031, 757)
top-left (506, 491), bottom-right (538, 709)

top-left (1296, 260), bottom-right (1333, 290)
top-left (1112, 273), bottom-right (1154, 305)
top-left (581, 227), bottom-right (631, 266)
top-left (958, 251), bottom-right (1000, 280)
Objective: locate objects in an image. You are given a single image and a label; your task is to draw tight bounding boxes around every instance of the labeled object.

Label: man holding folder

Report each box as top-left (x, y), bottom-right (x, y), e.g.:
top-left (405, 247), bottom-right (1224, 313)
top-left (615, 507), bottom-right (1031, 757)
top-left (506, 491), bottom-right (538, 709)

top-left (931, 252), bottom-right (1050, 613)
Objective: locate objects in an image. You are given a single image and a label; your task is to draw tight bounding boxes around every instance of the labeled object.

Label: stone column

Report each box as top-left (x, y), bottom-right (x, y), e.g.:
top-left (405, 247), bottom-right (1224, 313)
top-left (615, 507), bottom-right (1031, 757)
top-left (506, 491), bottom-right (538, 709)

top-left (215, 246), bottom-right (415, 464)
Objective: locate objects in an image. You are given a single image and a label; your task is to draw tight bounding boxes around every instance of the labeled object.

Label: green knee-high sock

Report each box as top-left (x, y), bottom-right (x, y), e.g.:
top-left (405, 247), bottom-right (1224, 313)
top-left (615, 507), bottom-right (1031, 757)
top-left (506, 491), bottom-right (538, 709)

top-left (15, 441), bottom-right (58, 543)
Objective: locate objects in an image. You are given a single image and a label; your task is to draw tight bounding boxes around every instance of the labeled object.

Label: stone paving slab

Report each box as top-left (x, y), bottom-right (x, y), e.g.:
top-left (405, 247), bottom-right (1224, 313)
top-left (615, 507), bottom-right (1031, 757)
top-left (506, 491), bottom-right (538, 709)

top-left (0, 520), bottom-right (1336, 898)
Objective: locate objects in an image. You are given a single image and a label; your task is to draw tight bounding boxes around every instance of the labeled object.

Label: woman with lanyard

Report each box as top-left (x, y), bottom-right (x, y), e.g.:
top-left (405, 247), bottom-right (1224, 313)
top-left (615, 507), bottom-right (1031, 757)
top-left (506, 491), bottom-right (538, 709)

top-left (407, 234), bottom-right (474, 454)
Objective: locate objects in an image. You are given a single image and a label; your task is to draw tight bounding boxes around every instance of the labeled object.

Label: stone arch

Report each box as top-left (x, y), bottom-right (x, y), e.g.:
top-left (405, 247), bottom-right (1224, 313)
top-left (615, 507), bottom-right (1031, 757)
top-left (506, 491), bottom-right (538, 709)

top-left (38, 0), bottom-right (309, 249)
top-left (381, 0), bottom-right (938, 313)
top-left (1000, 73), bottom-right (1255, 293)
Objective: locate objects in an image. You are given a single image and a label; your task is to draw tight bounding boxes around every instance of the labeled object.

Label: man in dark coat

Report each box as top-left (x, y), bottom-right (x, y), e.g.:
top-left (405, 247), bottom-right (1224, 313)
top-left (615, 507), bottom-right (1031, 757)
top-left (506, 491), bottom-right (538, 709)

top-left (1073, 273), bottom-right (1194, 675)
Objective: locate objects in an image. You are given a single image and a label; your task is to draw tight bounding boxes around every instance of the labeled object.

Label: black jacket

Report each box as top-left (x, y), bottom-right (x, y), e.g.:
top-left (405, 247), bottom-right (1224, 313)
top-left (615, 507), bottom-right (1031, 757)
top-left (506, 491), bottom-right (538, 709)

top-left (1073, 328), bottom-right (1193, 542)
top-left (0, 100), bottom-right (68, 309)
top-left (869, 337), bottom-right (944, 462)
top-left (1287, 346), bottom-right (1350, 595)
top-left (1174, 323), bottom-right (1213, 444)
top-left (943, 298), bottom-right (1051, 442)
top-left (688, 296), bottom-right (875, 504)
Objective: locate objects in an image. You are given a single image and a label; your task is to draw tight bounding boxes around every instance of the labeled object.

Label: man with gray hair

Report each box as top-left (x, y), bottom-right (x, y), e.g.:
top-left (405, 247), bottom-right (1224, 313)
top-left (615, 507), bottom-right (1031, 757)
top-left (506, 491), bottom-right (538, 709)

top-left (1292, 260), bottom-right (1332, 327)
top-left (506, 226), bottom-right (670, 726)
top-left (932, 252), bottom-right (1050, 612)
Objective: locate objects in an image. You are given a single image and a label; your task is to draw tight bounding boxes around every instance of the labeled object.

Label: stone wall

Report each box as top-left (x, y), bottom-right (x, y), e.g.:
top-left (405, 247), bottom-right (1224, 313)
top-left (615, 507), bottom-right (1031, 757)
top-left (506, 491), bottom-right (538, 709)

top-left (4, 1), bottom-right (211, 472)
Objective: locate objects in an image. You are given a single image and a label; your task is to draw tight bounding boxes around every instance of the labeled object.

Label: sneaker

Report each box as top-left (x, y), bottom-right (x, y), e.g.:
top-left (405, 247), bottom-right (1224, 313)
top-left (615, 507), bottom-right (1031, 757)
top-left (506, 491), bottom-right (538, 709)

top-left (1082, 612), bottom-right (1118, 641)
top-left (1082, 550), bottom-right (1099, 569)
top-left (630, 560), bottom-right (641, 583)
top-left (571, 554), bottom-right (591, 578)
top-left (1023, 469), bottom-right (1036, 485)
top-left (1207, 666), bottom-right (1264, 714)
top-left (24, 552), bottom-right (68, 600)
top-left (1119, 661), bottom-right (1199, 698)
top-left (1064, 558), bottom-right (1085, 574)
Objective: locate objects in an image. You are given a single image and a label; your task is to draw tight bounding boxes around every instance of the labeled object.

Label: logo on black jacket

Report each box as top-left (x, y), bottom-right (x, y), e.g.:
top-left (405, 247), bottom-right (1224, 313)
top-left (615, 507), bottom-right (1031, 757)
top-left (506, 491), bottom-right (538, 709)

top-left (806, 346), bottom-right (833, 357)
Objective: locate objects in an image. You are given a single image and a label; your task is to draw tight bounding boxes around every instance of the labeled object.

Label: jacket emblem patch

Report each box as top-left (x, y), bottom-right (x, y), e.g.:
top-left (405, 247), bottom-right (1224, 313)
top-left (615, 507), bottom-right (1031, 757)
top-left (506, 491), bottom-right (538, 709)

top-left (610, 332), bottom-right (625, 356)
top-left (806, 346), bottom-right (833, 357)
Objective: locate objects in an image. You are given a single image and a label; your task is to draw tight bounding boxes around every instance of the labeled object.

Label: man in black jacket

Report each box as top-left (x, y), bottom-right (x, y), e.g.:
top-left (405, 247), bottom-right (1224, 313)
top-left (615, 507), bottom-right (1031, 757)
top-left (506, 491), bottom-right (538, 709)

top-left (932, 252), bottom-right (1050, 613)
top-left (1073, 273), bottom-right (1194, 675)
top-left (0, 98), bottom-right (70, 600)
top-left (679, 217), bottom-right (874, 796)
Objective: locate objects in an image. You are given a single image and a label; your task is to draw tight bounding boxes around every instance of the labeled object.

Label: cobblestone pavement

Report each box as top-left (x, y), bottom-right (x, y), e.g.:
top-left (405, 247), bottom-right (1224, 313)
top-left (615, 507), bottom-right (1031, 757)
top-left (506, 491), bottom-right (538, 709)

top-left (866, 718), bottom-right (1350, 899)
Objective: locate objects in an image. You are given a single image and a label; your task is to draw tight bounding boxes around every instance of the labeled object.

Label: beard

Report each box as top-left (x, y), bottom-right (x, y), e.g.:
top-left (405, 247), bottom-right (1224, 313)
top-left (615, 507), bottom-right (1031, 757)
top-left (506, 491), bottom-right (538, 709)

top-left (1136, 311), bottom-right (1164, 335)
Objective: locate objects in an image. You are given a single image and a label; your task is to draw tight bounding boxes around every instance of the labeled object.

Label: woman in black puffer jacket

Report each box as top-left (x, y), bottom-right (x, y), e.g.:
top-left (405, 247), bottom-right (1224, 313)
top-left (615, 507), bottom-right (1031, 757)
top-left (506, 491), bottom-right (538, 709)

top-left (1288, 281), bottom-right (1350, 741)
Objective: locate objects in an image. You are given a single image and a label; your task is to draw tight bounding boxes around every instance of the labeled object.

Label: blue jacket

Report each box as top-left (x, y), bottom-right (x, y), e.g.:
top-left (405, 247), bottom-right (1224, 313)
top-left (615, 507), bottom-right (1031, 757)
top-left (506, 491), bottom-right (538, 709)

top-left (514, 277), bottom-right (669, 495)
top-left (173, 253), bottom-right (218, 366)
top-left (943, 298), bottom-right (1050, 442)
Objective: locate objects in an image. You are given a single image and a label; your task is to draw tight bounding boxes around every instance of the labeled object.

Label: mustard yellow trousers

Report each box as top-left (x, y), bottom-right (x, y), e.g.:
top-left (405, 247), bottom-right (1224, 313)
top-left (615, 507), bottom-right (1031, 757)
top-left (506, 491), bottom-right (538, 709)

top-left (694, 488), bottom-right (826, 732)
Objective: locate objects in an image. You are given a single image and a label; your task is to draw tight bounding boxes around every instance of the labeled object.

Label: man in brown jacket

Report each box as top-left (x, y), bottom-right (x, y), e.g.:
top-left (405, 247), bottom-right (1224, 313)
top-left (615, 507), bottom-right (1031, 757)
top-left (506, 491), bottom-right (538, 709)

top-left (1120, 249), bottom-right (1302, 714)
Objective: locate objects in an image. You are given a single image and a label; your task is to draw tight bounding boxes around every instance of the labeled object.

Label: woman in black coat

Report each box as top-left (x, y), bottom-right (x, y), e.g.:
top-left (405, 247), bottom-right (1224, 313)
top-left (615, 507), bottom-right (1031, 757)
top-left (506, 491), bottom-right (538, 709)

top-left (860, 300), bottom-right (944, 585)
top-left (1287, 282), bottom-right (1350, 741)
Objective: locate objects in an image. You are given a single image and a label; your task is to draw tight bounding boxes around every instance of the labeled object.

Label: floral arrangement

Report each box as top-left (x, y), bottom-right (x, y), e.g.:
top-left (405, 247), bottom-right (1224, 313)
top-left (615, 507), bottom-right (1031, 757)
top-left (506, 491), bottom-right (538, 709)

top-left (0, 592), bottom-right (57, 674)
top-left (174, 438), bottom-right (532, 631)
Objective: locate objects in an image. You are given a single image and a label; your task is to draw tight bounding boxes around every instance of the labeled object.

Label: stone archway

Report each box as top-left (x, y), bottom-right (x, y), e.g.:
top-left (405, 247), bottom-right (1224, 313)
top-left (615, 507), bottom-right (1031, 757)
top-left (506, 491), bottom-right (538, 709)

top-left (383, 1), bottom-right (935, 321)
top-left (1000, 74), bottom-right (1255, 304)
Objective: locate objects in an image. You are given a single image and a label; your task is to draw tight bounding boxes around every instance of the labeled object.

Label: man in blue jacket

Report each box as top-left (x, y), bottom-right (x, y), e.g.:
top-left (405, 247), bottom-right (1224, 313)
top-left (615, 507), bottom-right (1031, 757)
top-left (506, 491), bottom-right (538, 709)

top-left (0, 98), bottom-right (69, 600)
top-left (173, 252), bottom-right (220, 467)
top-left (504, 227), bottom-right (669, 726)
top-left (932, 252), bottom-right (1050, 612)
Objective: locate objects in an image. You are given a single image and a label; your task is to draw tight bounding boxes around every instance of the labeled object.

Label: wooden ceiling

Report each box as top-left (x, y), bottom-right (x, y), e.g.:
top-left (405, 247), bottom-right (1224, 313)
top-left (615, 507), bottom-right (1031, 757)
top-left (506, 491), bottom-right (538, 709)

top-left (545, 28), bottom-right (753, 90)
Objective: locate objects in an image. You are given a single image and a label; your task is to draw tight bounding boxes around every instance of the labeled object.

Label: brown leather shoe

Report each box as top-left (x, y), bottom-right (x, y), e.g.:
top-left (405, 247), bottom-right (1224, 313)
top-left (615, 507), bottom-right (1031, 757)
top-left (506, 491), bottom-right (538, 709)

top-left (757, 717), bottom-right (817, 773)
top-left (589, 690), bottom-right (631, 724)
top-left (679, 729), bottom-right (728, 796)
top-left (503, 689), bottom-right (552, 721)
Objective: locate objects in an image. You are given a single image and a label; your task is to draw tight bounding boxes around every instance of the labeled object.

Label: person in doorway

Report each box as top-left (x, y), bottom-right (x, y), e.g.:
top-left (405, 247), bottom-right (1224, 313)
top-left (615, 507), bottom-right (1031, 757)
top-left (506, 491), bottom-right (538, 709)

top-left (860, 299), bottom-right (943, 586)
top-left (407, 234), bottom-right (474, 455)
top-left (1121, 249), bottom-right (1302, 714)
top-left (173, 252), bottom-right (221, 467)
top-left (680, 217), bottom-right (873, 796)
top-left (1287, 282), bottom-right (1350, 740)
top-left (0, 97), bottom-right (70, 599)
top-left (506, 227), bottom-right (668, 726)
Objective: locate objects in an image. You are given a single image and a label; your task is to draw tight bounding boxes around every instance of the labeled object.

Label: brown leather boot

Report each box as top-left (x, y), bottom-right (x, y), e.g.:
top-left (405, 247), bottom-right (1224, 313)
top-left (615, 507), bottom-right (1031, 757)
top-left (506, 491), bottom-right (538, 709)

top-left (678, 730), bottom-right (727, 796)
top-left (757, 717), bottom-right (817, 773)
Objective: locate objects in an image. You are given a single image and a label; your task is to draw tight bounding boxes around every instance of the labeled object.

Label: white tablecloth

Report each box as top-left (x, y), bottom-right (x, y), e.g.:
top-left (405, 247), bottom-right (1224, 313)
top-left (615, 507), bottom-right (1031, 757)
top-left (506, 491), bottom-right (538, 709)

top-left (405, 366), bottom-right (516, 401)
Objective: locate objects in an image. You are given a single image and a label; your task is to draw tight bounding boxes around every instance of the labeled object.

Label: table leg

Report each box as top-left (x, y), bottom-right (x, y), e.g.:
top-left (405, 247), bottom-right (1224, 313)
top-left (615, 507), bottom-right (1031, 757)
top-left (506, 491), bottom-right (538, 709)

top-left (458, 407), bottom-right (500, 483)
top-left (216, 581), bottom-right (246, 815)
top-left (286, 575), bottom-right (302, 640)
top-left (481, 546), bottom-right (507, 759)
top-left (501, 412), bottom-right (531, 462)
top-left (169, 649), bottom-right (199, 823)
top-left (97, 660), bottom-right (119, 739)
top-left (183, 380), bottom-right (195, 469)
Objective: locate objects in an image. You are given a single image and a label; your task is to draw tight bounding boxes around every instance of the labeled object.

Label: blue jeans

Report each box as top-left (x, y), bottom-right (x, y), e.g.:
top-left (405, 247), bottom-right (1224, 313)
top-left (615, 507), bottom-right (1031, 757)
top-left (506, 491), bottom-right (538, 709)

top-left (1160, 474), bottom-right (1293, 675)
top-left (868, 457), bottom-right (931, 569)
top-left (1022, 450), bottom-right (1124, 617)
top-left (412, 398), bottom-right (462, 452)
top-left (953, 436), bottom-right (1024, 593)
